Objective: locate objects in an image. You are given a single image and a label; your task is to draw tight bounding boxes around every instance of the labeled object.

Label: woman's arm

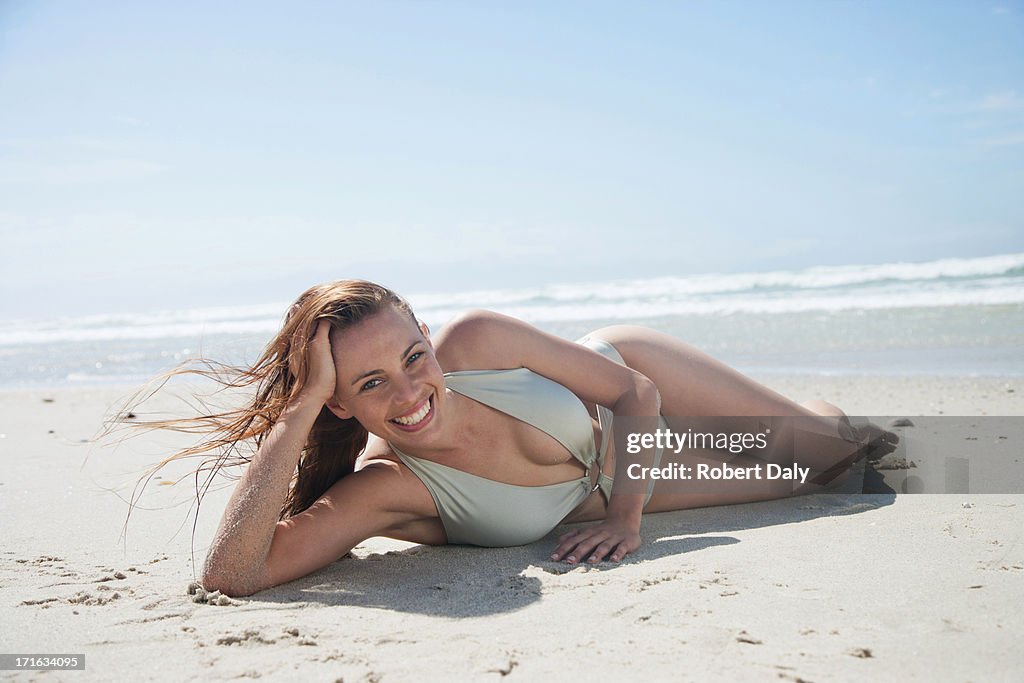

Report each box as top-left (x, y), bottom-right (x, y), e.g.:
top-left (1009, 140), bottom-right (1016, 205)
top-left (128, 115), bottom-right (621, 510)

top-left (201, 322), bottom-right (429, 596)
top-left (200, 389), bottom-right (325, 595)
top-left (434, 310), bottom-right (662, 564)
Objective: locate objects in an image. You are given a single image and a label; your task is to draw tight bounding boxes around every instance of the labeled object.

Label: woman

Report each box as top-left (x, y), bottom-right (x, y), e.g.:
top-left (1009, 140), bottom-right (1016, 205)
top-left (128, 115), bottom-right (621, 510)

top-left (177, 280), bottom-right (892, 597)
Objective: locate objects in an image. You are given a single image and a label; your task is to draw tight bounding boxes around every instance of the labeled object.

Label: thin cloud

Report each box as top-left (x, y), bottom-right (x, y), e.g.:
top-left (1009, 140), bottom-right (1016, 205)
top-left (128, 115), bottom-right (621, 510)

top-left (0, 135), bottom-right (138, 152)
top-left (0, 159), bottom-right (168, 184)
top-left (979, 90), bottom-right (1023, 111)
top-left (982, 132), bottom-right (1024, 147)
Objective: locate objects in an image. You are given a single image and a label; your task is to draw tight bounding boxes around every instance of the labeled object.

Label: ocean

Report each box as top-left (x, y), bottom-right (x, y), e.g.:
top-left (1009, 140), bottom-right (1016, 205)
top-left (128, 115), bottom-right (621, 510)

top-left (2, 253), bottom-right (1022, 389)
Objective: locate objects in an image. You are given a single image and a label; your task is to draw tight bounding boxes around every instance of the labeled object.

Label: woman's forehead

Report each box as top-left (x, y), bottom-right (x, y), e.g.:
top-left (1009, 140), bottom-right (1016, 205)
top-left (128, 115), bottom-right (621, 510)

top-left (329, 308), bottom-right (421, 359)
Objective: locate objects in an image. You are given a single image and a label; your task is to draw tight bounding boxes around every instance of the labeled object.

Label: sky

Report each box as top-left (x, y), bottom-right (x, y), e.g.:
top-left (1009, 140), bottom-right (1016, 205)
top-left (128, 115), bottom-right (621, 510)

top-left (1, 0), bottom-right (1022, 319)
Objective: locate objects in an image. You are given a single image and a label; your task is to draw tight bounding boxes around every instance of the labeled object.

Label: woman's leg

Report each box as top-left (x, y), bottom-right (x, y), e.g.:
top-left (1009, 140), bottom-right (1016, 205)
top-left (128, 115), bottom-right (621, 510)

top-left (586, 325), bottom-right (894, 512)
top-left (589, 325), bottom-right (823, 418)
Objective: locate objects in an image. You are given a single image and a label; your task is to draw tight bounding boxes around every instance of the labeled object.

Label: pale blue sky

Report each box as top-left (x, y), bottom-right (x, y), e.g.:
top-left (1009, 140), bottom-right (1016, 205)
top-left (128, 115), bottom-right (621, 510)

top-left (1, 1), bottom-right (1022, 318)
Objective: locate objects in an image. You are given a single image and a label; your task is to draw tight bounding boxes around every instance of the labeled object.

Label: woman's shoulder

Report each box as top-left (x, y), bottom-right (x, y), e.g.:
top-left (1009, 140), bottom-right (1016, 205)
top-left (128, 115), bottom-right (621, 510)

top-left (337, 454), bottom-right (439, 524)
top-left (353, 438), bottom-right (436, 506)
top-left (345, 439), bottom-right (445, 541)
top-left (356, 434), bottom-right (403, 471)
top-left (433, 309), bottom-right (536, 372)
top-left (355, 433), bottom-right (415, 476)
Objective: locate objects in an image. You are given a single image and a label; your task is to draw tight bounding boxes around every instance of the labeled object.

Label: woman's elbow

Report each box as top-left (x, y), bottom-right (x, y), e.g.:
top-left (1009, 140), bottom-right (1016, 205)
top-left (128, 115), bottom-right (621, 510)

top-left (200, 570), bottom-right (260, 598)
top-left (201, 555), bottom-right (263, 597)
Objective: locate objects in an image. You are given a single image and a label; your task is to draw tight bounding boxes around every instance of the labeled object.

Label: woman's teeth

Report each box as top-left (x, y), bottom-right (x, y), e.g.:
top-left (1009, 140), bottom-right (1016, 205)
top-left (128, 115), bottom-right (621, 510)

top-left (392, 397), bottom-right (431, 426)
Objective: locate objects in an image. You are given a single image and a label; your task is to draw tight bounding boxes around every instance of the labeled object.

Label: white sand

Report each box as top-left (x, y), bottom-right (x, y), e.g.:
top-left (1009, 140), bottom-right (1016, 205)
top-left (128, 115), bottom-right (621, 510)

top-left (1, 376), bottom-right (1022, 681)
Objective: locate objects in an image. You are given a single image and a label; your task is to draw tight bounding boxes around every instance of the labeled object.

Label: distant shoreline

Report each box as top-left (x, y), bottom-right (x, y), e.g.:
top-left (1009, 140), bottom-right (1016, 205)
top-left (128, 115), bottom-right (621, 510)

top-left (2, 253), bottom-right (1022, 388)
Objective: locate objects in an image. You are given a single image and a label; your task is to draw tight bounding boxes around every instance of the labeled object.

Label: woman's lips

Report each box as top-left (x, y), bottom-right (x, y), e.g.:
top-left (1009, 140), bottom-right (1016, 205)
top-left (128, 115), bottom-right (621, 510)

top-left (389, 394), bottom-right (434, 432)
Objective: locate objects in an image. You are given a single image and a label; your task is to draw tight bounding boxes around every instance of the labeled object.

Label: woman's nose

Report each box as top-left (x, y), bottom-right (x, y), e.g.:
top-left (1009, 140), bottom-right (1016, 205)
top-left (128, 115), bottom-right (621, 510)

top-left (391, 373), bottom-right (420, 404)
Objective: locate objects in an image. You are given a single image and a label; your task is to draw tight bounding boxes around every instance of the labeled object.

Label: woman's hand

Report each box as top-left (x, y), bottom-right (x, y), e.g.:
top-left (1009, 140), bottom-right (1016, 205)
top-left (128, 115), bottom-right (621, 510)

top-left (551, 518), bottom-right (642, 565)
top-left (298, 320), bottom-right (336, 404)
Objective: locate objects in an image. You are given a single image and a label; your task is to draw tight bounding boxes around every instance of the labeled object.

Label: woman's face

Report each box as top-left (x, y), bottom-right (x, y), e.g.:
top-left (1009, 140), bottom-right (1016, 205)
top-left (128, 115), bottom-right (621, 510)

top-left (325, 306), bottom-right (445, 442)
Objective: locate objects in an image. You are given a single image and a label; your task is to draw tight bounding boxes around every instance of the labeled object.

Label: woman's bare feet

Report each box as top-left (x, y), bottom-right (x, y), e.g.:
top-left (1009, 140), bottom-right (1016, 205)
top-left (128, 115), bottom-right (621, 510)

top-left (852, 422), bottom-right (900, 461)
top-left (798, 399), bottom-right (899, 486)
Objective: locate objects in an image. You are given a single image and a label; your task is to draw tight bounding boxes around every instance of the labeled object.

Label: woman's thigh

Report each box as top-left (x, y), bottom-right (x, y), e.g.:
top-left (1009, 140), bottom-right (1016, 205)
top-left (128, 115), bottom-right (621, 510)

top-left (584, 325), bottom-right (819, 419)
top-left (584, 326), bottom-right (854, 510)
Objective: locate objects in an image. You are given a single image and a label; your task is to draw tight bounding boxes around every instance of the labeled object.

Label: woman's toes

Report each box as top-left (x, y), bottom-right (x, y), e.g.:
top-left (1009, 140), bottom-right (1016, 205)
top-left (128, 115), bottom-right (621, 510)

top-left (858, 423), bottom-right (899, 459)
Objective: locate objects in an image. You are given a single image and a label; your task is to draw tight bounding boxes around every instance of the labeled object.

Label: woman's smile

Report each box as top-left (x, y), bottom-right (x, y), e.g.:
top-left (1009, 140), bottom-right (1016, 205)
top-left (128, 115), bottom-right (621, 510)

top-left (327, 306), bottom-right (448, 440)
top-left (389, 393), bottom-right (435, 432)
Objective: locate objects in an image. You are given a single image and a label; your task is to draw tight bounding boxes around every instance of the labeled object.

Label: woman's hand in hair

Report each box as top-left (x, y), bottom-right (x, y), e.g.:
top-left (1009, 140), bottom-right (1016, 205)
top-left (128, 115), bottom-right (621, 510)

top-left (301, 320), bottom-right (337, 404)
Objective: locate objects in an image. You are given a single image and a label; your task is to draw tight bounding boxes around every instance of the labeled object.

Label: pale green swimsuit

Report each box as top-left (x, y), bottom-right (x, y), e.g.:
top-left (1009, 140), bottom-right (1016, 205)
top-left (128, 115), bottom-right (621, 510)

top-left (389, 337), bottom-right (665, 547)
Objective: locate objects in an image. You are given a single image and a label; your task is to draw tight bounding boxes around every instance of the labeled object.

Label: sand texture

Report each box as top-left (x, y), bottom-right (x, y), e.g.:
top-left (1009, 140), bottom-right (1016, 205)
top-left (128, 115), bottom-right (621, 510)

top-left (1, 375), bottom-right (1022, 681)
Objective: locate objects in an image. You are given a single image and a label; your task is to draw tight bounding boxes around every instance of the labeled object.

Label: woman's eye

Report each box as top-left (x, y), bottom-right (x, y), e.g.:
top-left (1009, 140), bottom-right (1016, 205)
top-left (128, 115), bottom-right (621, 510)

top-left (360, 378), bottom-right (382, 392)
top-left (359, 353), bottom-right (423, 391)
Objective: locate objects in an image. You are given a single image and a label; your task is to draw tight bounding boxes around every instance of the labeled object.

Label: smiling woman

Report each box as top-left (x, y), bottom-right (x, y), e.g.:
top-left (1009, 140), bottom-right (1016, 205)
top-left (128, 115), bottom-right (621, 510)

top-left (128, 279), bottom-right (896, 597)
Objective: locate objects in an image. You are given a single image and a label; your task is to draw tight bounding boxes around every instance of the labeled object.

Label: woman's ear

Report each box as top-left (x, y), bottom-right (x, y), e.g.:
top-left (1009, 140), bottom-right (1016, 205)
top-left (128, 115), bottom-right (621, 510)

top-left (418, 319), bottom-right (431, 342)
top-left (325, 398), bottom-right (353, 420)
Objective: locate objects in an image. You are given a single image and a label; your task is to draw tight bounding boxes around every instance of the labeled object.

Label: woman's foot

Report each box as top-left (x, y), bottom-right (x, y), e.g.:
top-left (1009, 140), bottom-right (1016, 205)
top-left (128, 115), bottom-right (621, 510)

top-left (799, 400), bottom-right (899, 486)
top-left (800, 399), bottom-right (899, 459)
top-left (852, 422), bottom-right (900, 462)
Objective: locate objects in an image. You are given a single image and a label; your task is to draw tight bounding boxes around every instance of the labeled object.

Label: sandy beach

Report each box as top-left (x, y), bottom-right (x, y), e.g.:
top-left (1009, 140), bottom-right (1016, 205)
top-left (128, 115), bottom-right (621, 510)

top-left (1, 375), bottom-right (1022, 682)
top-left (4, 0), bottom-right (1022, 679)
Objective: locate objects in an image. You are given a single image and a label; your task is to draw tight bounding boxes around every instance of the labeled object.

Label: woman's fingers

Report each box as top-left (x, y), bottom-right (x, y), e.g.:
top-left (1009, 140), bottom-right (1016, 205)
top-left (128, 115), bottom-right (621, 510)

top-left (551, 526), bottom-right (639, 564)
top-left (556, 528), bottom-right (581, 544)
top-left (551, 528), bottom-right (589, 562)
top-left (293, 320), bottom-right (336, 403)
top-left (587, 540), bottom-right (618, 563)
top-left (289, 320), bottom-right (324, 376)
top-left (551, 534), bottom-right (598, 563)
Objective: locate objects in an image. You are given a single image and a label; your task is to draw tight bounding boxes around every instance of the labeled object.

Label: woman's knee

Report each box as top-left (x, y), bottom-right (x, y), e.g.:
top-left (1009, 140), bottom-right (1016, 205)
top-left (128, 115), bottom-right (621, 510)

top-left (799, 399), bottom-right (847, 419)
top-left (586, 325), bottom-right (685, 367)
top-left (585, 325), bottom-right (656, 348)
